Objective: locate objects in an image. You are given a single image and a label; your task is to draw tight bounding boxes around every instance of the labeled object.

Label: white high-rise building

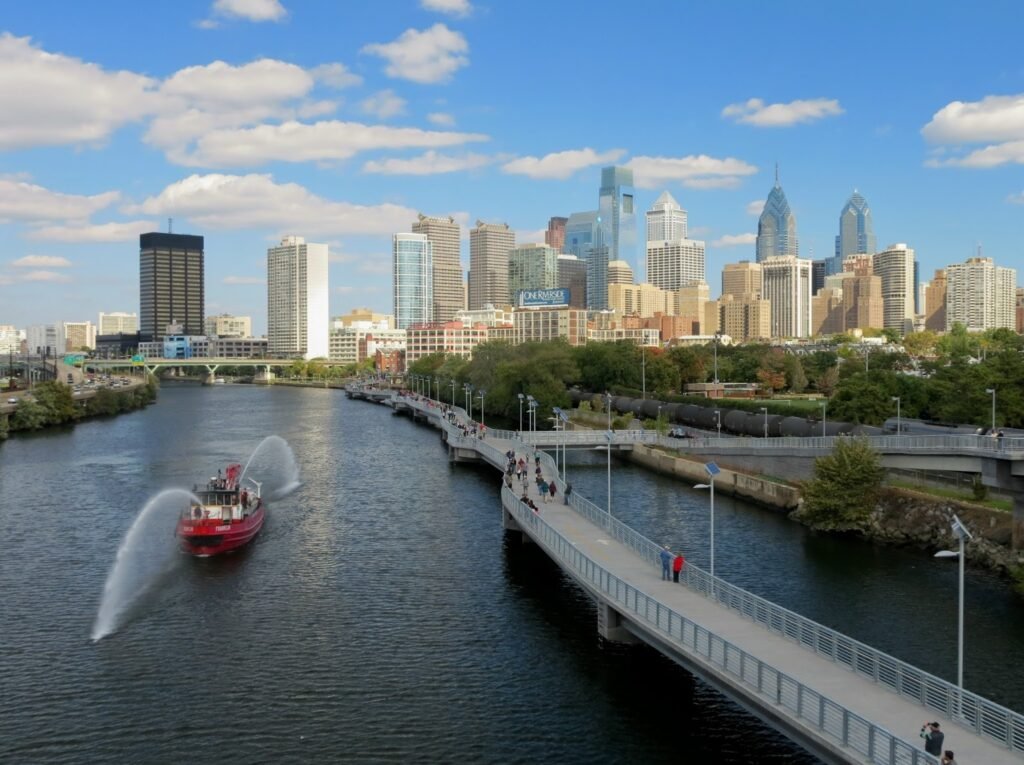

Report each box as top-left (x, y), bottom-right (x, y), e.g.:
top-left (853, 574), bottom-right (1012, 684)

top-left (946, 256), bottom-right (1017, 331)
top-left (0, 325), bottom-right (21, 355)
top-left (266, 236), bottom-right (329, 359)
top-left (469, 221), bottom-right (515, 309)
top-left (26, 324), bottom-right (60, 356)
top-left (646, 191), bottom-right (688, 242)
top-left (98, 312), bottom-right (138, 335)
top-left (205, 314), bottom-right (253, 338)
top-left (393, 233), bottom-right (434, 329)
top-left (412, 214), bottom-right (462, 322)
top-left (762, 256), bottom-right (812, 338)
top-left (645, 192), bottom-right (705, 291)
top-left (872, 244), bottom-right (916, 334)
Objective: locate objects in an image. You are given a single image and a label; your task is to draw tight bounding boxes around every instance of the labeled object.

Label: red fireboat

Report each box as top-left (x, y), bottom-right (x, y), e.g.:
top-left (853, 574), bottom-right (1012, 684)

top-left (176, 463), bottom-right (265, 557)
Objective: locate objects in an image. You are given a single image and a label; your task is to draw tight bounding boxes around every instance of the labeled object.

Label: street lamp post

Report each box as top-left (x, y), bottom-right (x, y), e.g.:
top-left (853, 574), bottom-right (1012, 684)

top-left (713, 331), bottom-right (720, 384)
top-left (935, 515), bottom-right (973, 719)
top-left (464, 383), bottom-right (472, 417)
top-left (986, 388), bottom-right (996, 433)
top-left (714, 409), bottom-right (721, 438)
top-left (760, 406), bottom-right (768, 438)
top-left (694, 461), bottom-right (720, 577)
top-left (821, 401), bottom-right (827, 438)
top-left (892, 396), bottom-right (901, 435)
top-left (449, 379), bottom-right (455, 407)
top-left (434, 377), bottom-right (440, 401)
top-left (606, 391), bottom-right (613, 517)
top-left (527, 395), bottom-right (536, 432)
top-left (477, 389), bottom-right (486, 427)
top-left (517, 393), bottom-right (524, 434)
top-left (641, 347), bottom-right (646, 401)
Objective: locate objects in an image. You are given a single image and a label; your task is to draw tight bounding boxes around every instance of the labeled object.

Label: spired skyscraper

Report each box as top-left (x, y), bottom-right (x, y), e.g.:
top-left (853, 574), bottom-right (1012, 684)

top-left (831, 191), bottom-right (876, 275)
top-left (755, 168), bottom-right (798, 263)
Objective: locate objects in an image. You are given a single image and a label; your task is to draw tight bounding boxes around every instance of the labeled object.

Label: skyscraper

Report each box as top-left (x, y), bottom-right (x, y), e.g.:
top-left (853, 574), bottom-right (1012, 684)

top-left (946, 256), bottom-right (1017, 331)
top-left (831, 191), bottom-right (876, 274)
top-left (508, 244), bottom-right (559, 303)
top-left (598, 165), bottom-right (637, 284)
top-left (267, 236), bottom-right (329, 359)
top-left (645, 192), bottom-right (705, 291)
top-left (557, 255), bottom-right (587, 308)
top-left (762, 256), bottom-right (812, 338)
top-left (607, 260), bottom-right (634, 285)
top-left (393, 233), bottom-right (433, 329)
top-left (545, 216), bottom-right (568, 252)
top-left (412, 214), bottom-right (461, 323)
top-left (722, 261), bottom-right (763, 299)
top-left (921, 269), bottom-right (947, 332)
top-left (468, 221), bottom-right (515, 309)
top-left (645, 191), bottom-right (687, 242)
top-left (564, 210), bottom-right (600, 309)
top-left (872, 244), bottom-right (916, 334)
top-left (755, 169), bottom-right (798, 263)
top-left (139, 232), bottom-right (205, 338)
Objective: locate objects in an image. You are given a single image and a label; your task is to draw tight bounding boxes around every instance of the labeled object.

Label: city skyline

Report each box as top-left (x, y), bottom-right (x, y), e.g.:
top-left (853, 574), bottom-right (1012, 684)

top-left (1, 1), bottom-right (1024, 333)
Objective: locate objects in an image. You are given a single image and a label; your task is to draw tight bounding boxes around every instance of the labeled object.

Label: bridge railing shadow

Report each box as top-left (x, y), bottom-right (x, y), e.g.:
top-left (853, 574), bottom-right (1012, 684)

top-left (500, 484), bottom-right (939, 765)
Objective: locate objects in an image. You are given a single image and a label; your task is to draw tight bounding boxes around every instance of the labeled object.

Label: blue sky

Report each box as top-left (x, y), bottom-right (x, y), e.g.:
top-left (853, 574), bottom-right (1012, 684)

top-left (1, 0), bottom-right (1022, 334)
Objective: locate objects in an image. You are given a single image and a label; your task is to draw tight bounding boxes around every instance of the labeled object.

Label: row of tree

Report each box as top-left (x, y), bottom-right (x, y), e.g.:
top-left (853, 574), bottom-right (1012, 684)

top-left (2, 379), bottom-right (158, 438)
top-left (401, 325), bottom-right (1024, 430)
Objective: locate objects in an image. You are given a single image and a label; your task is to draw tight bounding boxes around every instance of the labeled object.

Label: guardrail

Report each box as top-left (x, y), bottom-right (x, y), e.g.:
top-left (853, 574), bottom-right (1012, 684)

top-left (398, 393), bottom-right (1024, 755)
top-left (500, 485), bottom-right (938, 765)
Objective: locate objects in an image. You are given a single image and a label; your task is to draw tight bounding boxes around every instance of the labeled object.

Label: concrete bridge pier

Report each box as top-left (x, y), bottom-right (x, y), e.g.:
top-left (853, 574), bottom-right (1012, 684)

top-left (253, 366), bottom-right (274, 385)
top-left (597, 603), bottom-right (638, 644)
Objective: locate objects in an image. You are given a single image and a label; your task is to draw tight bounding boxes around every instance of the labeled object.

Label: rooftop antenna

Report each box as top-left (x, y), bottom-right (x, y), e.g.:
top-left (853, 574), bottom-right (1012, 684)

top-left (775, 163), bottom-right (779, 186)
top-left (168, 217), bottom-right (173, 234)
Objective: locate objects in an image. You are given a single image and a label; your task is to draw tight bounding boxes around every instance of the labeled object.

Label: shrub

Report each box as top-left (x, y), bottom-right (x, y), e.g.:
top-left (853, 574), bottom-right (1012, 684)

top-left (796, 437), bottom-right (885, 529)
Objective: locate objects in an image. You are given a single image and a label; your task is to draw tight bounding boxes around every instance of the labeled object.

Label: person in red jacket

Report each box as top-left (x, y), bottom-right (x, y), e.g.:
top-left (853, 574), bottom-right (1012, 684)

top-left (672, 553), bottom-right (685, 583)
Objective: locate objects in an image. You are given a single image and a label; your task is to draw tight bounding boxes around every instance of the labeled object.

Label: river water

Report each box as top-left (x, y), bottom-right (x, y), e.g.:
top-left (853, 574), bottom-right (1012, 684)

top-left (1, 384), bottom-right (1022, 764)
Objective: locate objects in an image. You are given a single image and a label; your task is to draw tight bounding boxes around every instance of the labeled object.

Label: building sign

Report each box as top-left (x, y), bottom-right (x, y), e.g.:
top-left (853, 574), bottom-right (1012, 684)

top-left (517, 288), bottom-right (570, 307)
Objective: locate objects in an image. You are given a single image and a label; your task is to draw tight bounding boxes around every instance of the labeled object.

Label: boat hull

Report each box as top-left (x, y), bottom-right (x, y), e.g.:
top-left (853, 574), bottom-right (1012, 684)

top-left (177, 506), bottom-right (265, 557)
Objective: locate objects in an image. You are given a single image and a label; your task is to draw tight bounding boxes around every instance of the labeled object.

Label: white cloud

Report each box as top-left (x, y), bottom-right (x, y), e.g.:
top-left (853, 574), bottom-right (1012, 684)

top-left (1006, 191), bottom-right (1024, 204)
top-left (421, 0), bottom-right (472, 15)
top-left (297, 100), bottom-right (339, 119)
top-left (711, 233), bottom-right (757, 247)
top-left (361, 89), bottom-right (407, 120)
top-left (722, 98), bottom-right (843, 127)
top-left (20, 270), bottom-right (72, 283)
top-left (746, 199), bottom-right (764, 216)
top-left (223, 275), bottom-right (265, 285)
top-left (0, 178), bottom-right (119, 222)
top-left (922, 94), bottom-right (1024, 144)
top-left (25, 220), bottom-right (159, 242)
top-left (128, 173), bottom-right (420, 236)
top-left (0, 34), bottom-right (160, 150)
top-left (312, 63), bottom-right (363, 89)
top-left (502, 148), bottom-right (625, 180)
top-left (0, 275), bottom-right (13, 286)
top-left (427, 112), bottom-right (455, 126)
top-left (362, 24), bottom-right (469, 84)
top-left (363, 150), bottom-right (493, 175)
top-left (11, 255), bottom-right (72, 268)
top-left (627, 154), bottom-right (758, 189)
top-left (176, 120), bottom-right (488, 167)
top-left (211, 0), bottom-right (286, 22)
top-left (921, 96), bottom-right (1024, 169)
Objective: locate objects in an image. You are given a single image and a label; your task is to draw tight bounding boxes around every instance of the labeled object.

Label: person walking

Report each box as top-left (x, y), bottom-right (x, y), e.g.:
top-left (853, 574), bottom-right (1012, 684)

top-left (564, 483), bottom-right (572, 505)
top-left (539, 479), bottom-right (549, 502)
top-left (940, 751), bottom-right (957, 765)
top-left (920, 722), bottom-right (944, 757)
top-left (659, 545), bottom-right (672, 581)
top-left (548, 481), bottom-right (557, 503)
top-left (672, 552), bottom-right (685, 583)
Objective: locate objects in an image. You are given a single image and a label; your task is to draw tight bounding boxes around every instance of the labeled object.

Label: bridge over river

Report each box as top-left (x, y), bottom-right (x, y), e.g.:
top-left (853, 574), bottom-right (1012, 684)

top-left (349, 386), bottom-right (1024, 765)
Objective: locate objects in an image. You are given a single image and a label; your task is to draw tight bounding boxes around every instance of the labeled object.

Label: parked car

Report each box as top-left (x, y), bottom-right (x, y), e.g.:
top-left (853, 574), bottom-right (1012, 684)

top-left (667, 427), bottom-right (692, 438)
top-left (7, 397), bottom-right (17, 404)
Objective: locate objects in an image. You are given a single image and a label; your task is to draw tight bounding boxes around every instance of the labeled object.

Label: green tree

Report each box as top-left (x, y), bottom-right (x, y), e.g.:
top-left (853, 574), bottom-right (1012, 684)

top-left (797, 437), bottom-right (885, 529)
top-left (815, 366), bottom-right (840, 397)
top-left (901, 330), bottom-right (938, 359)
top-left (11, 398), bottom-right (48, 430)
top-left (784, 355), bottom-right (808, 393)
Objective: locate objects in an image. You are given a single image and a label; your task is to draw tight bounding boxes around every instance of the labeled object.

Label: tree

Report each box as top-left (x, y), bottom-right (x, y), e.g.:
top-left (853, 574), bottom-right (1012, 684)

top-left (797, 437), bottom-right (885, 529)
top-left (784, 355), bottom-right (808, 393)
top-left (901, 330), bottom-right (938, 359)
top-left (815, 366), bottom-right (840, 397)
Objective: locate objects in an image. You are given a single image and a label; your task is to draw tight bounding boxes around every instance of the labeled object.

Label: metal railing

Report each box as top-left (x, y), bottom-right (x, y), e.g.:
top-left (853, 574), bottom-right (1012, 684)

top-left (500, 484), bottom-right (938, 765)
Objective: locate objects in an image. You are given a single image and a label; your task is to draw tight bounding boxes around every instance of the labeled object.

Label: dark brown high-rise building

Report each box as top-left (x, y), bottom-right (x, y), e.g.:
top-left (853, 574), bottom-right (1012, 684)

top-left (139, 232), bottom-right (205, 338)
top-left (545, 216), bottom-right (567, 252)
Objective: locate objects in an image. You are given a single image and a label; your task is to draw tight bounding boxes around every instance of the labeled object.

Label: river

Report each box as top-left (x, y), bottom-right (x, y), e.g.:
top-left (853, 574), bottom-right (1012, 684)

top-left (1, 383), bottom-right (1022, 764)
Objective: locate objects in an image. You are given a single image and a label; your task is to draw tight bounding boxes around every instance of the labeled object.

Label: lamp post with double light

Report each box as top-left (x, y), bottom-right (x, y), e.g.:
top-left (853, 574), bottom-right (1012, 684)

top-left (641, 347), bottom-right (646, 401)
top-left (714, 409), bottom-right (721, 438)
top-left (694, 461), bottom-right (720, 577)
top-left (527, 395), bottom-right (537, 432)
top-left (986, 388), bottom-right (996, 433)
top-left (892, 396), bottom-right (901, 435)
top-left (935, 514), bottom-right (973, 719)
top-left (477, 389), bottom-right (486, 427)
top-left (464, 383), bottom-right (472, 418)
top-left (820, 401), bottom-right (827, 438)
top-left (760, 406), bottom-right (768, 438)
top-left (606, 392), bottom-right (613, 516)
top-left (517, 393), bottom-right (525, 434)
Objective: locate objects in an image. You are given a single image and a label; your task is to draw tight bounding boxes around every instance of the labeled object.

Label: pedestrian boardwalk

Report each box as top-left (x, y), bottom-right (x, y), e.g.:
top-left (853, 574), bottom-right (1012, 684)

top-left (382, 391), bottom-right (1024, 765)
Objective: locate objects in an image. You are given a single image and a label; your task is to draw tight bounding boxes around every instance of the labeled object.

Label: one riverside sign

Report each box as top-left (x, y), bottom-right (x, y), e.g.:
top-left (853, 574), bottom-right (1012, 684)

top-left (517, 288), bottom-right (570, 307)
